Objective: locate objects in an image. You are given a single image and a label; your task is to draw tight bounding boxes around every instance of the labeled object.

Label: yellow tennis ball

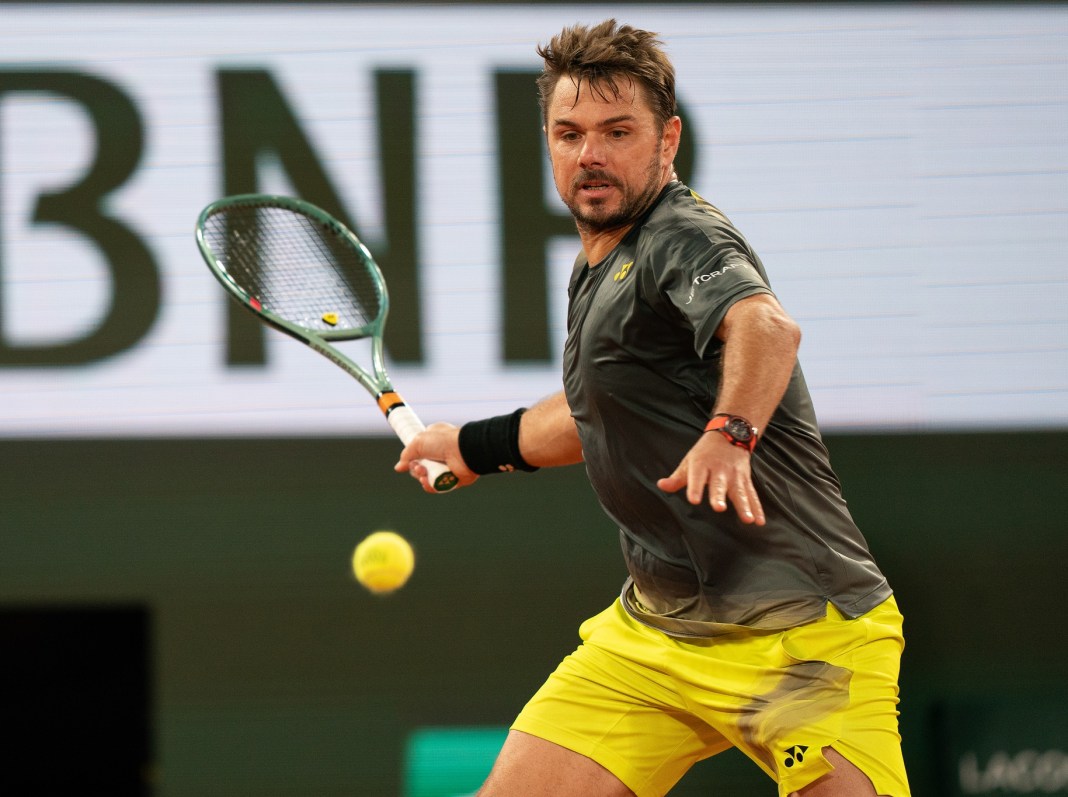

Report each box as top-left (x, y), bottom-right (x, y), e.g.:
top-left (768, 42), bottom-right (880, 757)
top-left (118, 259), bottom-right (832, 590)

top-left (352, 531), bottom-right (415, 594)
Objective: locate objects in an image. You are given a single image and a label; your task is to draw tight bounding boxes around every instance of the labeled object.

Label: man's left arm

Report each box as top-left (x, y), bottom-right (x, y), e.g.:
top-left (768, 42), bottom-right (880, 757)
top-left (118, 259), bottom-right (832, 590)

top-left (656, 293), bottom-right (801, 525)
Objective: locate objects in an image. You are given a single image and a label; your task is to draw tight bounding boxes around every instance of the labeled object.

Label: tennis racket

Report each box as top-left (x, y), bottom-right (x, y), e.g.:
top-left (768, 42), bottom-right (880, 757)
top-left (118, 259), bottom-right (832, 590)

top-left (195, 193), bottom-right (458, 493)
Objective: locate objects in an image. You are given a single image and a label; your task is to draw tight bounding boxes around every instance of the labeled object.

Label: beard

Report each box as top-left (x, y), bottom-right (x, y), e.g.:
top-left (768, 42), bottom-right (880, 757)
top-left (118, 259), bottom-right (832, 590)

top-left (562, 154), bottom-right (665, 234)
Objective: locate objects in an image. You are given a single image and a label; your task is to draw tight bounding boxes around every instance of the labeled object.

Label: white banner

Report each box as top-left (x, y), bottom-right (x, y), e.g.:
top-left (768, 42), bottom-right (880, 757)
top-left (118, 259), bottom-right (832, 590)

top-left (0, 4), bottom-right (1065, 436)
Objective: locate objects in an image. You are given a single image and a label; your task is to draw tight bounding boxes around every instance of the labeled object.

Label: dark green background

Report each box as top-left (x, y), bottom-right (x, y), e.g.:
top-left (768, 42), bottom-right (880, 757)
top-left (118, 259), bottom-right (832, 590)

top-left (1, 432), bottom-right (1065, 795)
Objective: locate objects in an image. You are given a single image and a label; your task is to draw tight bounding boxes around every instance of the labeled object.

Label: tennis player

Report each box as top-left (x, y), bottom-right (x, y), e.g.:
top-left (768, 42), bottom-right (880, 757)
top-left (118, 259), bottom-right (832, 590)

top-left (397, 19), bottom-right (910, 797)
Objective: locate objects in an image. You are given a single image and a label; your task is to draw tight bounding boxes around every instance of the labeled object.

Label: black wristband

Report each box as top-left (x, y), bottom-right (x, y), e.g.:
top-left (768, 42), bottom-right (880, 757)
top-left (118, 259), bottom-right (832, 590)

top-left (458, 408), bottom-right (539, 475)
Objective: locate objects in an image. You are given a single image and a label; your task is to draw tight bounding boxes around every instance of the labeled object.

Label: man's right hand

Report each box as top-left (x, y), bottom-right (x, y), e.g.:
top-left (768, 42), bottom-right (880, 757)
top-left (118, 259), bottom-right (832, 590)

top-left (395, 422), bottom-right (479, 494)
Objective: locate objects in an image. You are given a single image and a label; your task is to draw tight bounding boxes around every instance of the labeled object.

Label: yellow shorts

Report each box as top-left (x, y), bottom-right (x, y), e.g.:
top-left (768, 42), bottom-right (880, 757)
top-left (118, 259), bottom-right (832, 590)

top-left (512, 596), bottom-right (910, 797)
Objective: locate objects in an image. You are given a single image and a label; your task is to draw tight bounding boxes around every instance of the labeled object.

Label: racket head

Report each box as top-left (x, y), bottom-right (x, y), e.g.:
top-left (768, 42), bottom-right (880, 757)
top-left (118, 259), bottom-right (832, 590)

top-left (195, 194), bottom-right (388, 343)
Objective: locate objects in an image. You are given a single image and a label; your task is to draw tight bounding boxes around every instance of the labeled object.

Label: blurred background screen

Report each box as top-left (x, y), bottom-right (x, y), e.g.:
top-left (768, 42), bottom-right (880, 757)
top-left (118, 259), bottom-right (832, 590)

top-left (0, 2), bottom-right (1064, 436)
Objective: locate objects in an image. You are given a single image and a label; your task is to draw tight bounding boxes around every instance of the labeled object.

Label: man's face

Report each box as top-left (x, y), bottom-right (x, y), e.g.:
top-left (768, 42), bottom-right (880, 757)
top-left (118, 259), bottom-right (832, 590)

top-left (545, 74), bottom-right (679, 235)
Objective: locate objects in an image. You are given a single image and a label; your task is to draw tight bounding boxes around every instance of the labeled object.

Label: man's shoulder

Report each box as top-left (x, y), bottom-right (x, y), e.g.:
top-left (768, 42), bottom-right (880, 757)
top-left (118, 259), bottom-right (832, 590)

top-left (640, 182), bottom-right (743, 240)
top-left (648, 182), bottom-right (736, 228)
top-left (637, 182), bottom-right (747, 263)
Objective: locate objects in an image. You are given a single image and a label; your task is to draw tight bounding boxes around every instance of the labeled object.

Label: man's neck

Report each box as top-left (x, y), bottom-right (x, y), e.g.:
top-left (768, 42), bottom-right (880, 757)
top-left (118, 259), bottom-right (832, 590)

top-left (579, 177), bottom-right (676, 265)
top-left (580, 225), bottom-right (633, 267)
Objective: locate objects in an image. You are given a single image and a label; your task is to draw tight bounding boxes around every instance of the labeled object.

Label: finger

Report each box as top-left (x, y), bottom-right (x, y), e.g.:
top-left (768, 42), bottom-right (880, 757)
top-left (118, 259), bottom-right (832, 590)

top-left (394, 440), bottom-right (421, 471)
top-left (399, 457), bottom-right (433, 493)
top-left (729, 482), bottom-right (757, 524)
top-left (750, 502), bottom-right (766, 526)
top-left (405, 459), bottom-right (426, 482)
top-left (656, 471), bottom-right (686, 493)
top-left (408, 462), bottom-right (438, 494)
top-left (729, 476), bottom-right (766, 526)
top-left (705, 476), bottom-right (728, 511)
top-left (740, 479), bottom-right (766, 525)
top-left (395, 450), bottom-right (426, 475)
top-left (689, 466), bottom-right (719, 507)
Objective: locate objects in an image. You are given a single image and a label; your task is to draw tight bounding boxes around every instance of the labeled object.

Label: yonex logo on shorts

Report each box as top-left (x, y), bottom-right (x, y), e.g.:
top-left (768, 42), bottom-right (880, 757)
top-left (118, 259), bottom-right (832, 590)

top-left (784, 744), bottom-right (809, 768)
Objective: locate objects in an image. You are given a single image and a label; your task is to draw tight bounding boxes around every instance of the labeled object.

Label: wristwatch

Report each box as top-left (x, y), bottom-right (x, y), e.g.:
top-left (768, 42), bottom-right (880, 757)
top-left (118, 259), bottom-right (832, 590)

top-left (704, 414), bottom-right (758, 452)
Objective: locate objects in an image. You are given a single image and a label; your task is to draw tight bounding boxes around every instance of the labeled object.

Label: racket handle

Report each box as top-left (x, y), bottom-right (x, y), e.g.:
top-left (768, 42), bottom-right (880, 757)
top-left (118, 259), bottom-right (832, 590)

top-left (386, 404), bottom-right (459, 493)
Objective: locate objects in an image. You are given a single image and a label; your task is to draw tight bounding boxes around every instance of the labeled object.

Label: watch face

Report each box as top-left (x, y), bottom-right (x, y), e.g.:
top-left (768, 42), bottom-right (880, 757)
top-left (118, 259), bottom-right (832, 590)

top-left (725, 418), bottom-right (753, 442)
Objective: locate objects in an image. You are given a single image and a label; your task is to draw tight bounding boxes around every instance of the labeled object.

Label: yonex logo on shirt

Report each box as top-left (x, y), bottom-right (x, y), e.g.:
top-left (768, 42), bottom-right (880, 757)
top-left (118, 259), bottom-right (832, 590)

top-left (685, 259), bottom-right (749, 304)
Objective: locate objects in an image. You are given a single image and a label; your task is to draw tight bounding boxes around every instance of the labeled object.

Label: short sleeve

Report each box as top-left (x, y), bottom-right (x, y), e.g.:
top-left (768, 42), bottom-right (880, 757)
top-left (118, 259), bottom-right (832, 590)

top-left (646, 234), bottom-right (773, 357)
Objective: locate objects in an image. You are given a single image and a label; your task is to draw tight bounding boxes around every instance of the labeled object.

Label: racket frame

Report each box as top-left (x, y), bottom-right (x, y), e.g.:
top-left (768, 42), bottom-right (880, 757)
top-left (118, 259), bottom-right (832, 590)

top-left (195, 193), bottom-right (457, 492)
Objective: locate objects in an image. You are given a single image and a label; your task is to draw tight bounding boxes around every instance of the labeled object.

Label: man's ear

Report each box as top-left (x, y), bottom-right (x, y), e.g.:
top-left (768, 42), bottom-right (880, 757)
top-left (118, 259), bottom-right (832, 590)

top-left (662, 115), bottom-right (682, 161)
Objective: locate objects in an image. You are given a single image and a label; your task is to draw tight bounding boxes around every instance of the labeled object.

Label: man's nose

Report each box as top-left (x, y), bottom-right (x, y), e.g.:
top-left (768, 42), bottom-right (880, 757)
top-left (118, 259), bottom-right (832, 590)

top-left (579, 135), bottom-right (607, 168)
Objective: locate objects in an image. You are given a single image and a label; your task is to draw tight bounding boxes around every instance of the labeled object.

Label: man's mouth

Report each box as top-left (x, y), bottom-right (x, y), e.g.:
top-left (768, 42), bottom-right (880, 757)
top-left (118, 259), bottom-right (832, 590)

top-left (576, 170), bottom-right (619, 194)
top-left (576, 175), bottom-right (617, 195)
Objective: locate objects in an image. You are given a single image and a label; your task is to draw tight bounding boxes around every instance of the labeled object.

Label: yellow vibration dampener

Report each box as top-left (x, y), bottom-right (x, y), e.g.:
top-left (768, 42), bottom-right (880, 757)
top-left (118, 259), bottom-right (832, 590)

top-left (322, 312), bottom-right (339, 326)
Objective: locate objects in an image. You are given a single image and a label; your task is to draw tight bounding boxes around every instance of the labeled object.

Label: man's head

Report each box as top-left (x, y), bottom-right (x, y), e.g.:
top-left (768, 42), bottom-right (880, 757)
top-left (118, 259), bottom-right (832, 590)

top-left (537, 20), bottom-right (681, 241)
top-left (536, 19), bottom-right (677, 133)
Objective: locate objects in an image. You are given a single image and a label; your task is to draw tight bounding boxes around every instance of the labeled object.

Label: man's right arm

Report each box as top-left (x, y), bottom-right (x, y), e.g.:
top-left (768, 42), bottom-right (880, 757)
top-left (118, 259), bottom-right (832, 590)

top-left (394, 390), bottom-right (581, 493)
top-left (518, 391), bottom-right (583, 468)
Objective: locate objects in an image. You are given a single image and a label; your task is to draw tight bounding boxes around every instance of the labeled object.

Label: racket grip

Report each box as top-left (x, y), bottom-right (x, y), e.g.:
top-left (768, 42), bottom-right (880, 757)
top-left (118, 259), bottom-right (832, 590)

top-left (386, 404), bottom-right (458, 493)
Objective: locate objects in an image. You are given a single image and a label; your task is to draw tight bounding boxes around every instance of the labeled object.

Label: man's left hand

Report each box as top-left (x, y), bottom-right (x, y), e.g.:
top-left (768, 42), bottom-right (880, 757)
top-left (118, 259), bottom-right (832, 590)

top-left (656, 432), bottom-right (766, 525)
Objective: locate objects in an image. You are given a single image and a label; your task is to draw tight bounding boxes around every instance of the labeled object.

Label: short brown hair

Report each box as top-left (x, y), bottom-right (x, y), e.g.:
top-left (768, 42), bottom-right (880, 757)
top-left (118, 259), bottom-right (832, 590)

top-left (536, 19), bottom-right (677, 129)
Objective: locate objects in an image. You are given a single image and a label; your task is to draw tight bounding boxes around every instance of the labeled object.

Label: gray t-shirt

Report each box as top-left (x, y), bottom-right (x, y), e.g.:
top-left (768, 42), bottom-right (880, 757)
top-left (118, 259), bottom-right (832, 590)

top-left (562, 181), bottom-right (891, 637)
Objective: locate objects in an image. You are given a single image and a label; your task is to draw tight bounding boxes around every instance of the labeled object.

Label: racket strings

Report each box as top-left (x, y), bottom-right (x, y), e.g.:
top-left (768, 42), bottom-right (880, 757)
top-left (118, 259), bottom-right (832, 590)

top-left (203, 205), bottom-right (383, 333)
